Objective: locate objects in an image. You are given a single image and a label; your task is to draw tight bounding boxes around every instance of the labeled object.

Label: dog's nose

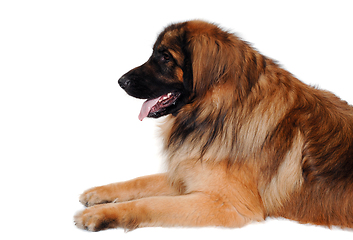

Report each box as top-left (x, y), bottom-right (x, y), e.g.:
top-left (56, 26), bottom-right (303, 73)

top-left (118, 76), bottom-right (130, 89)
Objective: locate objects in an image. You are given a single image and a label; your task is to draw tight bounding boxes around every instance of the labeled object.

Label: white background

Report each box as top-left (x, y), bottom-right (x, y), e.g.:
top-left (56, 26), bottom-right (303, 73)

top-left (1, 0), bottom-right (353, 239)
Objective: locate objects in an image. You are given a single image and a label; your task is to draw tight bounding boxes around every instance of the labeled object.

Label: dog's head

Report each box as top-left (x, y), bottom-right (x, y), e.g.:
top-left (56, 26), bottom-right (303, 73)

top-left (118, 22), bottom-right (190, 121)
top-left (118, 20), bottom-right (262, 120)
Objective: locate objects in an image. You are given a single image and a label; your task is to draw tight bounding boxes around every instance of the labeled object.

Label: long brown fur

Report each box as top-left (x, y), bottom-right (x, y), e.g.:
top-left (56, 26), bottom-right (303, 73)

top-left (75, 20), bottom-right (353, 231)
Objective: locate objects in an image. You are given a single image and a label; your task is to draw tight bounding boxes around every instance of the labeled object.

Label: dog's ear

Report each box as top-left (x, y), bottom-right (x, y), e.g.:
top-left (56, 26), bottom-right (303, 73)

top-left (185, 21), bottom-right (265, 99)
top-left (187, 31), bottom-right (237, 96)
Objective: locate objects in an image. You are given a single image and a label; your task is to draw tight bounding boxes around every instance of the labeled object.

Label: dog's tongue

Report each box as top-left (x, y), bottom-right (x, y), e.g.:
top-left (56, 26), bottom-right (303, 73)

top-left (138, 97), bottom-right (160, 121)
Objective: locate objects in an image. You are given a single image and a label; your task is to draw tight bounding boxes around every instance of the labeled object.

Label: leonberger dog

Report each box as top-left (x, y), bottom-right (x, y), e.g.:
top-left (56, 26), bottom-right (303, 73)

top-left (75, 20), bottom-right (353, 231)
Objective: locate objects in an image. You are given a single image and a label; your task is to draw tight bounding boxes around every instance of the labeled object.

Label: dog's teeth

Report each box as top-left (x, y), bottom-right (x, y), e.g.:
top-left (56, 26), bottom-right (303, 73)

top-left (159, 93), bottom-right (172, 102)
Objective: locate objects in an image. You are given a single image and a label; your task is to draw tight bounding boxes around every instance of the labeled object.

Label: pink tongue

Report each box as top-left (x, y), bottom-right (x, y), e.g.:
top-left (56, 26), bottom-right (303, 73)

top-left (138, 97), bottom-right (160, 121)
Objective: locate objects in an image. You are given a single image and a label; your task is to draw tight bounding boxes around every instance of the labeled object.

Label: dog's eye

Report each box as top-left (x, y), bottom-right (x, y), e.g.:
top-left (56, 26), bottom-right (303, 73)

top-left (161, 53), bottom-right (171, 62)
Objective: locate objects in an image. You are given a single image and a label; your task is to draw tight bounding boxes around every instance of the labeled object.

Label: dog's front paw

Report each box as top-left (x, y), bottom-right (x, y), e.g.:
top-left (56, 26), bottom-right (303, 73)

top-left (74, 204), bottom-right (119, 232)
top-left (79, 186), bottom-right (118, 207)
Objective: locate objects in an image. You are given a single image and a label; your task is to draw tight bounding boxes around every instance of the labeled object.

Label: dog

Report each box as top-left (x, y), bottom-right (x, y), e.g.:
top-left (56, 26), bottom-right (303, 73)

top-left (74, 20), bottom-right (353, 231)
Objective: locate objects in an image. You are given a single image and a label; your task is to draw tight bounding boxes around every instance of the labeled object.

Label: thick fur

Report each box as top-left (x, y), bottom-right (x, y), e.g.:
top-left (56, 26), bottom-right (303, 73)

top-left (75, 20), bottom-right (353, 231)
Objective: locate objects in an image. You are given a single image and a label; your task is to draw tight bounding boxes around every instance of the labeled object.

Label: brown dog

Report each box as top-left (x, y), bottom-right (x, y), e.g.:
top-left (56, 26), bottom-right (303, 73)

top-left (74, 20), bottom-right (353, 231)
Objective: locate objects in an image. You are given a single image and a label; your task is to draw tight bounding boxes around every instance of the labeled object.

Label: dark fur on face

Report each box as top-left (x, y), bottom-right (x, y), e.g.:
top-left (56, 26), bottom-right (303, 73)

top-left (76, 20), bottom-right (353, 231)
top-left (118, 23), bottom-right (192, 119)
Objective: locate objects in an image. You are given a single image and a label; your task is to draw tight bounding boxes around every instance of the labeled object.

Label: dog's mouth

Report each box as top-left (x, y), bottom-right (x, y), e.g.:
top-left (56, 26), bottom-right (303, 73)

top-left (138, 92), bottom-right (181, 121)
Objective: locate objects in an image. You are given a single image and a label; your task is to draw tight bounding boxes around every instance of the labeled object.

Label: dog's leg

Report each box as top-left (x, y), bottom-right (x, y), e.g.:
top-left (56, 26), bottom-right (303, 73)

top-left (75, 191), bottom-right (263, 231)
top-left (79, 173), bottom-right (179, 207)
